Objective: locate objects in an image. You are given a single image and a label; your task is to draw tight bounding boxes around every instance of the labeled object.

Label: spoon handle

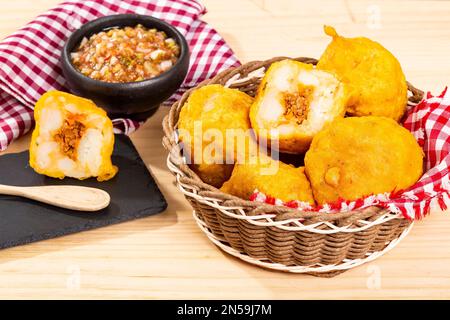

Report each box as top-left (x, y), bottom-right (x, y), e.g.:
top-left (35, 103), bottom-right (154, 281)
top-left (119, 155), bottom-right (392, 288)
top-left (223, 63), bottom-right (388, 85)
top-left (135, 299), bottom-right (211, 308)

top-left (0, 184), bottom-right (110, 212)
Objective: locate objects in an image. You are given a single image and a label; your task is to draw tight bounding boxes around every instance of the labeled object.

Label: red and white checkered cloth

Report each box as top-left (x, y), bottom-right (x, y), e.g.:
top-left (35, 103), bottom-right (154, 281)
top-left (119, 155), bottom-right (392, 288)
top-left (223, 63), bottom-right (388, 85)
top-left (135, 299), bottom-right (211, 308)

top-left (251, 89), bottom-right (450, 220)
top-left (0, 0), bottom-right (240, 151)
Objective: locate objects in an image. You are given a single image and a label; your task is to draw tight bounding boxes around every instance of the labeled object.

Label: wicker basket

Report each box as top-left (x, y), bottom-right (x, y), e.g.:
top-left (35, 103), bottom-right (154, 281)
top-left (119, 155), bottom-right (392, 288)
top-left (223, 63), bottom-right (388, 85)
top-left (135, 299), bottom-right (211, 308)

top-left (162, 57), bottom-right (425, 277)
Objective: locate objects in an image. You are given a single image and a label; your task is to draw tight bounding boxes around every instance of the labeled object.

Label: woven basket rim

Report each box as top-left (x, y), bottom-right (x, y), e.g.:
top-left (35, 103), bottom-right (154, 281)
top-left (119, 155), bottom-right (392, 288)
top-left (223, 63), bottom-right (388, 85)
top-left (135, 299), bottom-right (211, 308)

top-left (162, 56), bottom-right (425, 226)
top-left (193, 210), bottom-right (414, 274)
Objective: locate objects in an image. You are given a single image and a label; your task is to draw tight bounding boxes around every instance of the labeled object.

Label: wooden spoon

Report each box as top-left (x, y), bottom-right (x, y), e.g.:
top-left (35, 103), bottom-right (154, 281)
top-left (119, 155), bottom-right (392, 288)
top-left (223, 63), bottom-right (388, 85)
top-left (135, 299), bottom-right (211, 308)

top-left (0, 184), bottom-right (110, 212)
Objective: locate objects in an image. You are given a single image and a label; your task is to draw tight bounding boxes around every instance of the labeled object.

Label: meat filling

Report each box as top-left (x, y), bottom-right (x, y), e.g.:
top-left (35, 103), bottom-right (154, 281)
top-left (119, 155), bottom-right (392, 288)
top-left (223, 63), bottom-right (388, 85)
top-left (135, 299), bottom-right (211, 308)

top-left (53, 113), bottom-right (86, 160)
top-left (282, 85), bottom-right (314, 125)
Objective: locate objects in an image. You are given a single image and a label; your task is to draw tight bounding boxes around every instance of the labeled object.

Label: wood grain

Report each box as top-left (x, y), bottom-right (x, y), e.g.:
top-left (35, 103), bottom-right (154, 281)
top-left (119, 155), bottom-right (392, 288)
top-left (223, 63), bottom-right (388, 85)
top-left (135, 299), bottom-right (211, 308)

top-left (0, 0), bottom-right (449, 299)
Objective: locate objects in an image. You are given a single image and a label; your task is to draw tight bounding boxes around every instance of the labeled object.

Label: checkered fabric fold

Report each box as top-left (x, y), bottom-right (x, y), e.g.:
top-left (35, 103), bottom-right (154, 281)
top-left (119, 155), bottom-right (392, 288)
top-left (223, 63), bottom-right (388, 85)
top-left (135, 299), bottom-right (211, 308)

top-left (0, 0), bottom-right (240, 150)
top-left (251, 89), bottom-right (450, 220)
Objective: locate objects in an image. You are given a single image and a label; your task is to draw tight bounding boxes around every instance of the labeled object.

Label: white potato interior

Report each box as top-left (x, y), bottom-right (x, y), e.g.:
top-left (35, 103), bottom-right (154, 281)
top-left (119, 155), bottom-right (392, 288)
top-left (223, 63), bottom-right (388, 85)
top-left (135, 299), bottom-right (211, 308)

top-left (39, 107), bottom-right (63, 137)
top-left (77, 128), bottom-right (103, 175)
top-left (35, 141), bottom-right (58, 169)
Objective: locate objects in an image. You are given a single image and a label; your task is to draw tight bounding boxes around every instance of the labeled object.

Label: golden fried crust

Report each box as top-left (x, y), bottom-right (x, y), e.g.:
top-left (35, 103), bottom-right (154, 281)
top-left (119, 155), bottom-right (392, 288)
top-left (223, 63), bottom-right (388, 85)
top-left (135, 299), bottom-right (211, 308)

top-left (178, 84), bottom-right (253, 187)
top-left (304, 116), bottom-right (424, 205)
top-left (191, 163), bottom-right (234, 189)
top-left (317, 26), bottom-right (408, 121)
top-left (250, 59), bottom-right (347, 154)
top-left (221, 155), bottom-right (315, 204)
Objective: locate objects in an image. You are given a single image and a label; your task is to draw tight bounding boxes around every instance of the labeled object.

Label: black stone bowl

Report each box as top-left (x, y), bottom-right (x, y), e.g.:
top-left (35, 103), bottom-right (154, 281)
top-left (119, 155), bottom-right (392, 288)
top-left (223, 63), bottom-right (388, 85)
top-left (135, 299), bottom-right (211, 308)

top-left (61, 14), bottom-right (190, 120)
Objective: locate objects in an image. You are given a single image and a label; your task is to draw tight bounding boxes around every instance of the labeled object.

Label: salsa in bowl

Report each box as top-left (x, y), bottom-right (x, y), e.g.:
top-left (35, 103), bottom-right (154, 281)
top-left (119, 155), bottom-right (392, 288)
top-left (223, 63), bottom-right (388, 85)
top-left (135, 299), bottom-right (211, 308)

top-left (71, 24), bottom-right (181, 83)
top-left (61, 14), bottom-right (190, 119)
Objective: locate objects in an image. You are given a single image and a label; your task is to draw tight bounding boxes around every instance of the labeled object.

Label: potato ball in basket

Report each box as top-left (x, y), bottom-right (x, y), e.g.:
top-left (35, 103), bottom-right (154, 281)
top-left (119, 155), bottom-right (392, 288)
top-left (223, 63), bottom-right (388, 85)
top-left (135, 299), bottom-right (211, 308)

top-left (317, 26), bottom-right (408, 121)
top-left (177, 84), bottom-right (254, 188)
top-left (221, 154), bottom-right (315, 205)
top-left (304, 116), bottom-right (424, 205)
top-left (249, 59), bottom-right (348, 154)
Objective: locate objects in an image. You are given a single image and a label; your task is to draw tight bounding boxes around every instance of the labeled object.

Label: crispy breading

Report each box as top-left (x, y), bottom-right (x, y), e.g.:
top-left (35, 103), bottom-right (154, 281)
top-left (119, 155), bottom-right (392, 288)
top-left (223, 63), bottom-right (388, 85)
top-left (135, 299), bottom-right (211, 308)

top-left (191, 163), bottom-right (234, 189)
top-left (304, 116), bottom-right (424, 204)
top-left (178, 84), bottom-right (254, 187)
top-left (221, 154), bottom-right (315, 204)
top-left (317, 26), bottom-right (408, 121)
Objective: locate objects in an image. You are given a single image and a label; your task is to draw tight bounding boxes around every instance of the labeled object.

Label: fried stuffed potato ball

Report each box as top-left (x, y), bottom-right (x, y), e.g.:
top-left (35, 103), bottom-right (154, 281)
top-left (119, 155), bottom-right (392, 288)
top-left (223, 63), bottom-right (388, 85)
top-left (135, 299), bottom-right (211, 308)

top-left (304, 116), bottom-right (424, 205)
top-left (29, 91), bottom-right (117, 181)
top-left (178, 84), bottom-right (254, 188)
top-left (250, 59), bottom-right (348, 154)
top-left (221, 154), bottom-right (315, 204)
top-left (317, 26), bottom-right (408, 121)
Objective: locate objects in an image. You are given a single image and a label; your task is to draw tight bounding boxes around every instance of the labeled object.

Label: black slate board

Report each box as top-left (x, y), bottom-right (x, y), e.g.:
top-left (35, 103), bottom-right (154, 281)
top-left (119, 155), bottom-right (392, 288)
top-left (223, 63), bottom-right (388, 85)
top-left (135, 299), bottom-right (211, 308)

top-left (0, 134), bottom-right (167, 250)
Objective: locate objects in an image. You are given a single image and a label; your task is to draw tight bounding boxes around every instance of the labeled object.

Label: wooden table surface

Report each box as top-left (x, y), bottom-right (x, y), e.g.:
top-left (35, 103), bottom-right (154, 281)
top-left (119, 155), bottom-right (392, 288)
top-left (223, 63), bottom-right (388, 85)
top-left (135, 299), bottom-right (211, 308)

top-left (1, 0), bottom-right (449, 299)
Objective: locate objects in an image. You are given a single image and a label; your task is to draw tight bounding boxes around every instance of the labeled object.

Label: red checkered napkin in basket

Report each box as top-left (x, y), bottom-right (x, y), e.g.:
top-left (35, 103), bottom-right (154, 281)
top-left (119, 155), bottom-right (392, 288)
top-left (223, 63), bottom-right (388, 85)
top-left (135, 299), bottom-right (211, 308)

top-left (251, 89), bottom-right (450, 220)
top-left (0, 0), bottom-right (240, 151)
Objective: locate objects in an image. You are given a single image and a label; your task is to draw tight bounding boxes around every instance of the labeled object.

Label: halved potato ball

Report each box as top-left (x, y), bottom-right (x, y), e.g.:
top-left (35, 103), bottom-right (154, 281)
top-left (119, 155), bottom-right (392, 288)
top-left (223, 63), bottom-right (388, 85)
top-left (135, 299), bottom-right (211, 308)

top-left (304, 116), bottom-right (424, 205)
top-left (178, 84), bottom-right (254, 188)
top-left (317, 26), bottom-right (408, 121)
top-left (250, 59), bottom-right (347, 154)
top-left (29, 91), bottom-right (118, 181)
top-left (221, 154), bottom-right (315, 204)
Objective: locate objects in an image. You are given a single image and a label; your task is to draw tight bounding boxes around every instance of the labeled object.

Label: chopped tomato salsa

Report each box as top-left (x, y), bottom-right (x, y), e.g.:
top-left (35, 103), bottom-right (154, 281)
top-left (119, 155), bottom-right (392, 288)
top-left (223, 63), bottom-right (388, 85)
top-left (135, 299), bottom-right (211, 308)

top-left (71, 24), bottom-right (180, 83)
